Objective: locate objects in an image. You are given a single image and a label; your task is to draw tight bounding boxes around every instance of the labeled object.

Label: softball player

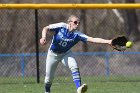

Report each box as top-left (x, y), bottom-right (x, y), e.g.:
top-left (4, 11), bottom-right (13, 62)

top-left (40, 15), bottom-right (112, 93)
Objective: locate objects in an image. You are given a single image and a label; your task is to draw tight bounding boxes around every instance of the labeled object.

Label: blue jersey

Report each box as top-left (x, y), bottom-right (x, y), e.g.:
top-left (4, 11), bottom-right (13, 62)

top-left (48, 22), bottom-right (89, 53)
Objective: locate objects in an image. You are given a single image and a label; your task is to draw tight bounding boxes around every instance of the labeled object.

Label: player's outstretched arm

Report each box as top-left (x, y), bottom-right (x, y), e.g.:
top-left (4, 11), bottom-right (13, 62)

top-left (87, 37), bottom-right (112, 44)
top-left (40, 26), bottom-right (49, 45)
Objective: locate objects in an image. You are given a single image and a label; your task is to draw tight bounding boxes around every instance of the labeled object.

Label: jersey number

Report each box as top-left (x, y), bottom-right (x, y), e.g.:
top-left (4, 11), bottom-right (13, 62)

top-left (59, 41), bottom-right (67, 47)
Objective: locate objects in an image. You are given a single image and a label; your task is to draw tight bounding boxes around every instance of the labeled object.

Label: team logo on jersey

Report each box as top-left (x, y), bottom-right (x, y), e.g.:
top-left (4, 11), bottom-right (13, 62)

top-left (61, 29), bottom-right (64, 33)
top-left (58, 32), bottom-right (63, 37)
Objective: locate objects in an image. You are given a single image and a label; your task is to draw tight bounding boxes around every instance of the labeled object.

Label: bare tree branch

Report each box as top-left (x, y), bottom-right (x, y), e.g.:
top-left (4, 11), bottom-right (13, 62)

top-left (107, 0), bottom-right (124, 23)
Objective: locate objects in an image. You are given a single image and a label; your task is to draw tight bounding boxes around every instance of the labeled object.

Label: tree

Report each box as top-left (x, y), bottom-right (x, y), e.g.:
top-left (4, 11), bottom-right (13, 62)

top-left (125, 0), bottom-right (140, 41)
top-left (80, 0), bottom-right (88, 52)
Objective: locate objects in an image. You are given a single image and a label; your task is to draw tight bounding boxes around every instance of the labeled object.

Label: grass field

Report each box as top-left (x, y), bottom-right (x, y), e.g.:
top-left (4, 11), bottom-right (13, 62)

top-left (0, 76), bottom-right (140, 93)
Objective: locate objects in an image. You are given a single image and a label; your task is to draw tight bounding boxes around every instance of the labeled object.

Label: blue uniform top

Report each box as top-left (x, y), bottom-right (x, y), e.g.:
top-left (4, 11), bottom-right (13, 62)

top-left (48, 22), bottom-right (89, 53)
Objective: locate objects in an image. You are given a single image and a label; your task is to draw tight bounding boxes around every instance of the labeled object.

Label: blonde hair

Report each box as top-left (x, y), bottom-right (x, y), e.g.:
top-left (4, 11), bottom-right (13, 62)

top-left (67, 15), bottom-right (79, 22)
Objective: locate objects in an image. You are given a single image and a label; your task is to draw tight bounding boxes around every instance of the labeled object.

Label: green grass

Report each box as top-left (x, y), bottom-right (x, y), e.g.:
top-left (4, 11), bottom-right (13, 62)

top-left (0, 76), bottom-right (140, 93)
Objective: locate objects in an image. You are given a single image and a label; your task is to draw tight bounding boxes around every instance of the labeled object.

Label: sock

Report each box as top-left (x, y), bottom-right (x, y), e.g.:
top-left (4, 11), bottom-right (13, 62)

top-left (72, 69), bottom-right (81, 89)
top-left (45, 83), bottom-right (51, 93)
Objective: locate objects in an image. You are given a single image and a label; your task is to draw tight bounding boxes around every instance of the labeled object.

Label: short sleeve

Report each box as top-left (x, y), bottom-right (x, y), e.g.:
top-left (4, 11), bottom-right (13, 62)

top-left (49, 22), bottom-right (67, 30)
top-left (75, 31), bottom-right (89, 42)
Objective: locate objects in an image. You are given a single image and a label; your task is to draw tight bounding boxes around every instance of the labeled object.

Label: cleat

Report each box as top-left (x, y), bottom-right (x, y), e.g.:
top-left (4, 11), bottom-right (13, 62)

top-left (77, 84), bottom-right (88, 93)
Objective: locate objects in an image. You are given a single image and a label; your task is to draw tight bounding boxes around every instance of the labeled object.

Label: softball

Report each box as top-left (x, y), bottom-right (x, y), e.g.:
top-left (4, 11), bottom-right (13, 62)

top-left (126, 41), bottom-right (133, 48)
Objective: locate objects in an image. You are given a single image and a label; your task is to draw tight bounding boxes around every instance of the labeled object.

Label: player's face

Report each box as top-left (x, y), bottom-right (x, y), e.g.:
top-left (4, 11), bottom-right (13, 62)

top-left (69, 17), bottom-right (80, 31)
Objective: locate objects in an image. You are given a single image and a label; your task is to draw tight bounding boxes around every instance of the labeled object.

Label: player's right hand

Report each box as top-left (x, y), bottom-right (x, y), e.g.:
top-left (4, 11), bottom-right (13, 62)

top-left (40, 37), bottom-right (47, 45)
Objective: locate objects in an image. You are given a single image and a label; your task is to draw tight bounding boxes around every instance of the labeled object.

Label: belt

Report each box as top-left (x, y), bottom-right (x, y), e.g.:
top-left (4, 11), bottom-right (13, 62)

top-left (50, 50), bottom-right (64, 54)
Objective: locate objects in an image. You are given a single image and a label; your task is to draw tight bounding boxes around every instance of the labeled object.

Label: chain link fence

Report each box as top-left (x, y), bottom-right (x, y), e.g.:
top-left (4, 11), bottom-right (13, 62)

top-left (0, 9), bottom-right (140, 84)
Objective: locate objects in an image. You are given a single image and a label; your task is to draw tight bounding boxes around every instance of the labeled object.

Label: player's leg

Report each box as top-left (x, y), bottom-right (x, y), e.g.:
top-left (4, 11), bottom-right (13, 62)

top-left (61, 51), bottom-right (88, 93)
top-left (44, 51), bottom-right (60, 93)
top-left (61, 51), bottom-right (81, 88)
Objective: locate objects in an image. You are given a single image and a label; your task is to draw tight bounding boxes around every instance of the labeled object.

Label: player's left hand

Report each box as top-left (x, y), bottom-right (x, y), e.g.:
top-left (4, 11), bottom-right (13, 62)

top-left (111, 36), bottom-right (128, 51)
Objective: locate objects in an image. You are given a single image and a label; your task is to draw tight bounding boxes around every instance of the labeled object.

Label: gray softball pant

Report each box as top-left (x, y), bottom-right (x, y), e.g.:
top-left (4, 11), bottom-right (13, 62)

top-left (44, 50), bottom-right (78, 84)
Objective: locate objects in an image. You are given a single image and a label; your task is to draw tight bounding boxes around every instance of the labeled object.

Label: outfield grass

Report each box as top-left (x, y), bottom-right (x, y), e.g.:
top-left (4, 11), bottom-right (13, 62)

top-left (0, 76), bottom-right (140, 93)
